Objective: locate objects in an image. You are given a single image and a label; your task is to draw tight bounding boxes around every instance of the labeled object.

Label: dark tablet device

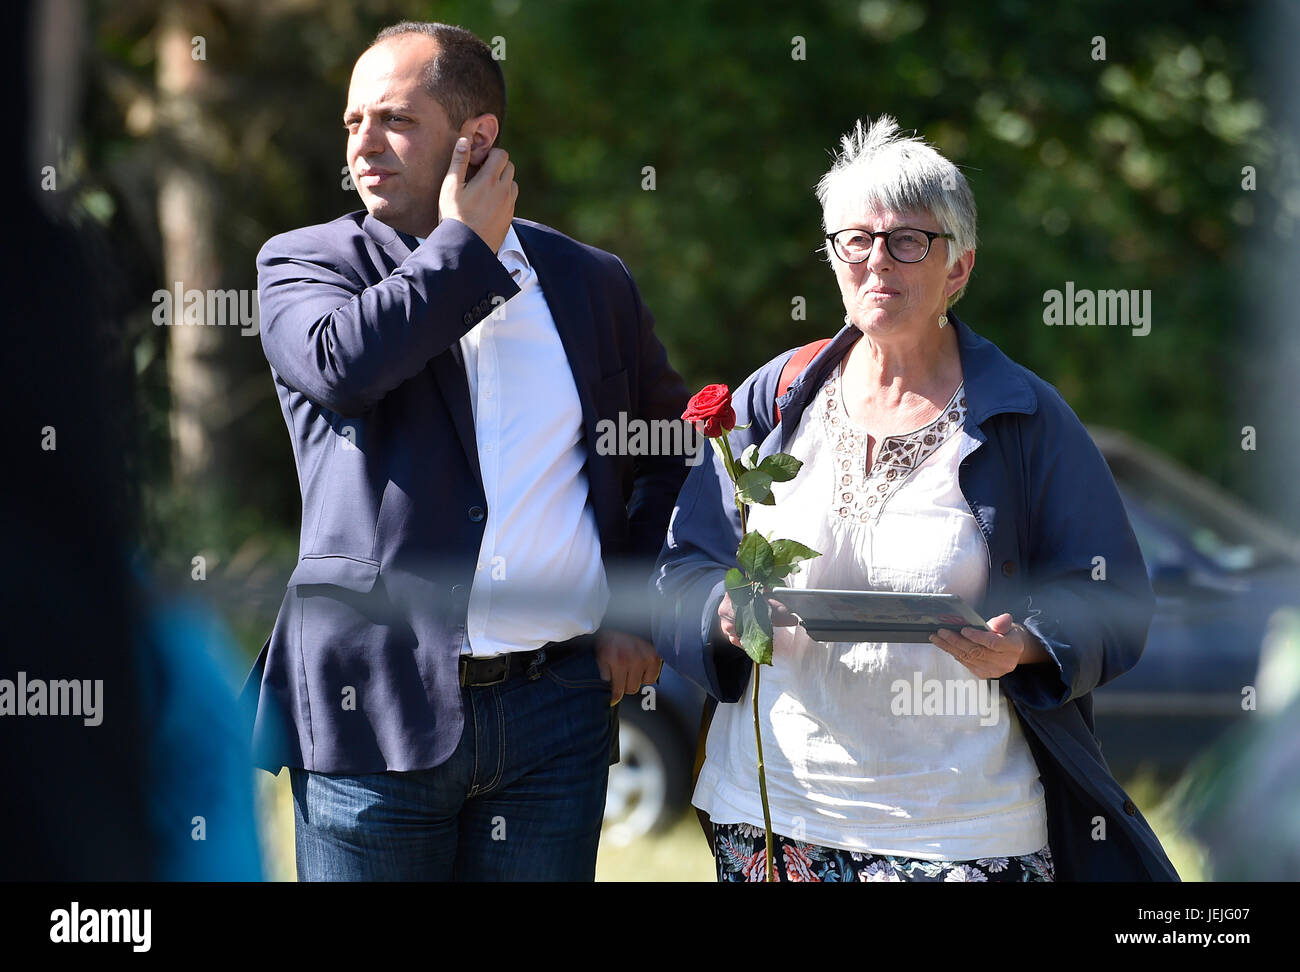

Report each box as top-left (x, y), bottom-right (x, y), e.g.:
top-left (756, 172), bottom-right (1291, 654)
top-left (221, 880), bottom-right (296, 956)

top-left (768, 587), bottom-right (990, 643)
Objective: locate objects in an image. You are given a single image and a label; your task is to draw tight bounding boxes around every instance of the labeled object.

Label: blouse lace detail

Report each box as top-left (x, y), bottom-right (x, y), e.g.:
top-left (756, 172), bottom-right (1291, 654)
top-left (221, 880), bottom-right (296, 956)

top-left (820, 365), bottom-right (967, 523)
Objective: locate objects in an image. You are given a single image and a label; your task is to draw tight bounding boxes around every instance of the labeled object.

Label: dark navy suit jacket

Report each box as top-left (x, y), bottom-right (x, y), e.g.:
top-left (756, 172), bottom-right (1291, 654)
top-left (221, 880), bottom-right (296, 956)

top-left (241, 211), bottom-right (688, 775)
top-left (651, 316), bottom-right (1181, 881)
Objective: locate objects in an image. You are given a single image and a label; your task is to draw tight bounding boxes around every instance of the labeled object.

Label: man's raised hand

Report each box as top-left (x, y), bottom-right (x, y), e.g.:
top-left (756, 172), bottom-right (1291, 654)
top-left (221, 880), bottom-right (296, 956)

top-left (438, 136), bottom-right (517, 253)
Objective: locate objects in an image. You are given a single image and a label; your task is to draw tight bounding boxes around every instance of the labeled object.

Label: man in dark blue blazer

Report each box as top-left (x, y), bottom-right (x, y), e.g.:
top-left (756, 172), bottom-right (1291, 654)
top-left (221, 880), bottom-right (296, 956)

top-left (240, 22), bottom-right (690, 880)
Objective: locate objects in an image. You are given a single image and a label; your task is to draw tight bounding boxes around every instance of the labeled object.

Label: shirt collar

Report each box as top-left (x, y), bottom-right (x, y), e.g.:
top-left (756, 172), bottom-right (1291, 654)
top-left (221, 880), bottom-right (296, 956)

top-left (498, 224), bottom-right (527, 267)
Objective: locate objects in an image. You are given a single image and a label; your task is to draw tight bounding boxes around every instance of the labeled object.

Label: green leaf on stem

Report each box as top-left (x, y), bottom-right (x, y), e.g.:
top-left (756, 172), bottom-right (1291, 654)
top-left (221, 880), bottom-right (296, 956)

top-left (767, 538), bottom-right (821, 586)
top-left (737, 591), bottom-right (774, 666)
top-left (737, 532), bottom-right (775, 584)
top-left (771, 538), bottom-right (820, 571)
top-left (724, 567), bottom-right (749, 592)
top-left (759, 452), bottom-right (802, 483)
top-left (740, 444), bottom-right (760, 471)
top-left (736, 469), bottom-right (774, 505)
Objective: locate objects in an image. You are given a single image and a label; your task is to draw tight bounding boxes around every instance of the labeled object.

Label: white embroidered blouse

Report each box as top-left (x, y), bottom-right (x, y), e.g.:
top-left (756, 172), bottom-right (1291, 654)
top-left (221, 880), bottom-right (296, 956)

top-left (692, 363), bottom-right (1049, 860)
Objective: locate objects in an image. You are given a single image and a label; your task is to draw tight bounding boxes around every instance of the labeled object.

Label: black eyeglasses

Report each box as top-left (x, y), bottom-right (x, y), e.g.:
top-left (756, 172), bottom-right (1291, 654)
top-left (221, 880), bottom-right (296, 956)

top-left (825, 227), bottom-right (954, 264)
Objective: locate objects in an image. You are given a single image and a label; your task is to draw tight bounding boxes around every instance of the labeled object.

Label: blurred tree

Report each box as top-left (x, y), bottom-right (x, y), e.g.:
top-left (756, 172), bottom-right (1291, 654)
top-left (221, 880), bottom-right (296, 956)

top-left (157, 2), bottom-right (227, 486)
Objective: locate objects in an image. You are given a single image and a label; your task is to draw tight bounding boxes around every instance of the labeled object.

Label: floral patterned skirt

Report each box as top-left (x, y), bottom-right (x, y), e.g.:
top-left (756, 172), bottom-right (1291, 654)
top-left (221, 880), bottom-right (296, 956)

top-left (712, 821), bottom-right (1055, 882)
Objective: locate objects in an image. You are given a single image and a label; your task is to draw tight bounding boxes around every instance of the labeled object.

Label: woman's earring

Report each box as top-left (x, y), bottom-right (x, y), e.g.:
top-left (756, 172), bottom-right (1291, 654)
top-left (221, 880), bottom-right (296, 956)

top-left (938, 314), bottom-right (948, 328)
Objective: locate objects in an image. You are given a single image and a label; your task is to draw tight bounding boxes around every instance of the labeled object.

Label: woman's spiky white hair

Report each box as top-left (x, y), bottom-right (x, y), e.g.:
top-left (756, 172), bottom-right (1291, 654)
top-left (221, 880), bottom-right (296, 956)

top-left (815, 115), bottom-right (978, 304)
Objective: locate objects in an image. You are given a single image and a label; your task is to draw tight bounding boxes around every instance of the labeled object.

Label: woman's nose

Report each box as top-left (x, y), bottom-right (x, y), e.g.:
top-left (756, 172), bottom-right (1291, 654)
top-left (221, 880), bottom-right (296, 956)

top-left (865, 234), bottom-right (893, 270)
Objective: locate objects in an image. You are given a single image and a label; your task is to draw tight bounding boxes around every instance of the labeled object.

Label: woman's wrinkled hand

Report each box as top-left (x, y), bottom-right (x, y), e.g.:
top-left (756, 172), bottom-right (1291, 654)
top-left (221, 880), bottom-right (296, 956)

top-left (929, 613), bottom-right (1051, 679)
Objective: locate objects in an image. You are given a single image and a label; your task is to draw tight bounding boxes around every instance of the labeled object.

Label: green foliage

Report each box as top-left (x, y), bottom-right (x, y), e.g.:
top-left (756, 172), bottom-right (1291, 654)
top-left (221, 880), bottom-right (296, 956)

top-left (736, 531), bottom-right (775, 582)
top-left (729, 583), bottom-right (774, 666)
top-left (758, 453), bottom-right (801, 483)
top-left (735, 467), bottom-right (774, 505)
top-left (770, 538), bottom-right (819, 581)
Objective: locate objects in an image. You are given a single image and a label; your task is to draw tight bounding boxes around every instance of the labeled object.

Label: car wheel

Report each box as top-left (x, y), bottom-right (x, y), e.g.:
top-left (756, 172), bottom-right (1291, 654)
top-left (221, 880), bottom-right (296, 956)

top-left (602, 702), bottom-right (691, 846)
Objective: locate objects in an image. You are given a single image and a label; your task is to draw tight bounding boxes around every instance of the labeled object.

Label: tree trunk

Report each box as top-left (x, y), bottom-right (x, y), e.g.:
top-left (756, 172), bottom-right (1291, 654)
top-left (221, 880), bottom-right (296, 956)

top-left (157, 2), bottom-right (227, 488)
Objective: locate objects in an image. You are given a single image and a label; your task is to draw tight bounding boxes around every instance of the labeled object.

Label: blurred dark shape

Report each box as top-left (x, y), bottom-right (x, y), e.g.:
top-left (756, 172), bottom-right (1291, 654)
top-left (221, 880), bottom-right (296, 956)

top-left (0, 0), bottom-right (260, 880)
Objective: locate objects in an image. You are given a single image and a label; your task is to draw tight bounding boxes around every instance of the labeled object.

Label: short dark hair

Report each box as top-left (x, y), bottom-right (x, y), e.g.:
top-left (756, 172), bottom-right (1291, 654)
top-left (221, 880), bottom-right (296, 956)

top-left (371, 22), bottom-right (506, 142)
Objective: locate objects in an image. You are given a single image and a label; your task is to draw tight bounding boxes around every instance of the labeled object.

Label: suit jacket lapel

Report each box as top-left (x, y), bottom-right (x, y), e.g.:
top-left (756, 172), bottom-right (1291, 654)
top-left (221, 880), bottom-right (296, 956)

top-left (362, 212), bottom-right (483, 492)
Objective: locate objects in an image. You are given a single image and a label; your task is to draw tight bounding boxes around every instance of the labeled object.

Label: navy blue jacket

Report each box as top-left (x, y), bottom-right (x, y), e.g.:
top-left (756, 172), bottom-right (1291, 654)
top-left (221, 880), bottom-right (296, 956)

top-left (241, 212), bottom-right (688, 774)
top-left (650, 315), bottom-right (1180, 881)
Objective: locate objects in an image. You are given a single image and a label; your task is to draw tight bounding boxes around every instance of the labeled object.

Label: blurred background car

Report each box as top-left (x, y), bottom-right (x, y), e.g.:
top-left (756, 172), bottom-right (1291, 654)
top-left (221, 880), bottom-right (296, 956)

top-left (601, 427), bottom-right (1300, 845)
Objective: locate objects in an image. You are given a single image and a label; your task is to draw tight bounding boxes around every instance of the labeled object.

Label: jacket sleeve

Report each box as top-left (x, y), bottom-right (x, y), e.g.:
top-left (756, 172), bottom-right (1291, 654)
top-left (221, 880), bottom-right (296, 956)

top-left (649, 354), bottom-right (792, 702)
top-left (999, 386), bottom-right (1156, 711)
top-left (256, 217), bottom-right (519, 416)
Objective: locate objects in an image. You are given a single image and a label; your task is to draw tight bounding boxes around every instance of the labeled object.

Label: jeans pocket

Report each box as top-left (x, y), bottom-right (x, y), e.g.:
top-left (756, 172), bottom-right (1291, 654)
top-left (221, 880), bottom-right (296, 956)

top-left (541, 649), bottom-right (609, 689)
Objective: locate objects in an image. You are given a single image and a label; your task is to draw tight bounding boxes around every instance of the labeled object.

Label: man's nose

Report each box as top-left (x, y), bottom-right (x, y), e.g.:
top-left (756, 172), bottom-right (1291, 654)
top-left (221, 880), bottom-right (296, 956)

top-left (352, 116), bottom-right (385, 155)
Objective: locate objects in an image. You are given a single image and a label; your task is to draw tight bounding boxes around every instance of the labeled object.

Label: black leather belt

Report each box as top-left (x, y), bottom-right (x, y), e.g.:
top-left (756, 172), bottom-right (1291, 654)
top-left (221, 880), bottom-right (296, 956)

top-left (458, 633), bottom-right (597, 688)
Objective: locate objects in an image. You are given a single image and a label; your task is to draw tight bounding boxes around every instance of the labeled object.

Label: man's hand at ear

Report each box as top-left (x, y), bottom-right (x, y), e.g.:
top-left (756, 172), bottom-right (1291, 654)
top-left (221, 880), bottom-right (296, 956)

top-left (438, 136), bottom-right (517, 253)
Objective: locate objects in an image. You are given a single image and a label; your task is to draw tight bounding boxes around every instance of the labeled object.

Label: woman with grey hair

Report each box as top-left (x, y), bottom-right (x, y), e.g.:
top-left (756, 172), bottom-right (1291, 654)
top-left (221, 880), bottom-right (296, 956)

top-left (652, 116), bottom-right (1179, 882)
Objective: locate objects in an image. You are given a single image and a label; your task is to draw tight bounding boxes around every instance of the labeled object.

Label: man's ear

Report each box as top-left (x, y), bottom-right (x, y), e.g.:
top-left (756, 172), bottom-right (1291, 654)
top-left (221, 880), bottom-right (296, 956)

top-left (459, 113), bottom-right (501, 166)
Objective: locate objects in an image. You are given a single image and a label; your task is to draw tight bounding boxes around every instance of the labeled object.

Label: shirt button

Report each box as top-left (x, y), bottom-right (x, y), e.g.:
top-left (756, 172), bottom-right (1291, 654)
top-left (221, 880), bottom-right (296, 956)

top-left (1001, 560), bottom-right (1017, 577)
top-left (1123, 800), bottom-right (1137, 816)
top-left (468, 505), bottom-right (486, 522)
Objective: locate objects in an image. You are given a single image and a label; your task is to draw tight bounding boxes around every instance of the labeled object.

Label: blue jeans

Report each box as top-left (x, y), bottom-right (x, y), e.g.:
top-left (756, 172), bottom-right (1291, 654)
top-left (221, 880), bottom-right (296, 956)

top-left (290, 648), bottom-right (613, 881)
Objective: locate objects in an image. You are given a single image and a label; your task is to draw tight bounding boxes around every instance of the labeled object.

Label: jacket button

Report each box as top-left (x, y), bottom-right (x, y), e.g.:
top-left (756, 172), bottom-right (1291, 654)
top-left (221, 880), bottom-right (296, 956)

top-left (1001, 560), bottom-right (1016, 577)
top-left (468, 505), bottom-right (485, 522)
top-left (1122, 799), bottom-right (1137, 816)
top-left (463, 312), bottom-right (473, 326)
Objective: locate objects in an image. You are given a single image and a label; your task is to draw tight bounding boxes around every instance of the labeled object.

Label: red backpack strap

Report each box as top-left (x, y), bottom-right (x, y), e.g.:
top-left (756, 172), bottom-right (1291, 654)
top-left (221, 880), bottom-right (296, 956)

top-left (773, 338), bottom-right (832, 423)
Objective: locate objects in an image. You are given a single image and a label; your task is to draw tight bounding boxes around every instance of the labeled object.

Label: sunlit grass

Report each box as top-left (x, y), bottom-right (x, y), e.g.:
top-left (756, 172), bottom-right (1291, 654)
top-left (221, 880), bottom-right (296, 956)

top-left (254, 768), bottom-right (296, 882)
top-left (596, 812), bottom-right (715, 882)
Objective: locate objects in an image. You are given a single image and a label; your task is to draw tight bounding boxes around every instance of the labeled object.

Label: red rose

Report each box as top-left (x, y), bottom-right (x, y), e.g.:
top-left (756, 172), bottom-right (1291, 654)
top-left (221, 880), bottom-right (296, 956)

top-left (682, 384), bottom-right (736, 438)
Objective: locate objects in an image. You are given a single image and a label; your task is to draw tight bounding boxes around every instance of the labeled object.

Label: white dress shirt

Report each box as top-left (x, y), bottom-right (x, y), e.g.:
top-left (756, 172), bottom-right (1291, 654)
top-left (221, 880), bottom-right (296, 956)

top-left (418, 225), bottom-right (608, 656)
top-left (692, 363), bottom-right (1048, 859)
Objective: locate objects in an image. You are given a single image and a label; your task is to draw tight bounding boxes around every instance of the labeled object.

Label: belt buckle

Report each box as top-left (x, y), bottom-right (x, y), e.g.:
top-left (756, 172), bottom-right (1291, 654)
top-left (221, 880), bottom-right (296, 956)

top-left (459, 654), bottom-right (511, 688)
